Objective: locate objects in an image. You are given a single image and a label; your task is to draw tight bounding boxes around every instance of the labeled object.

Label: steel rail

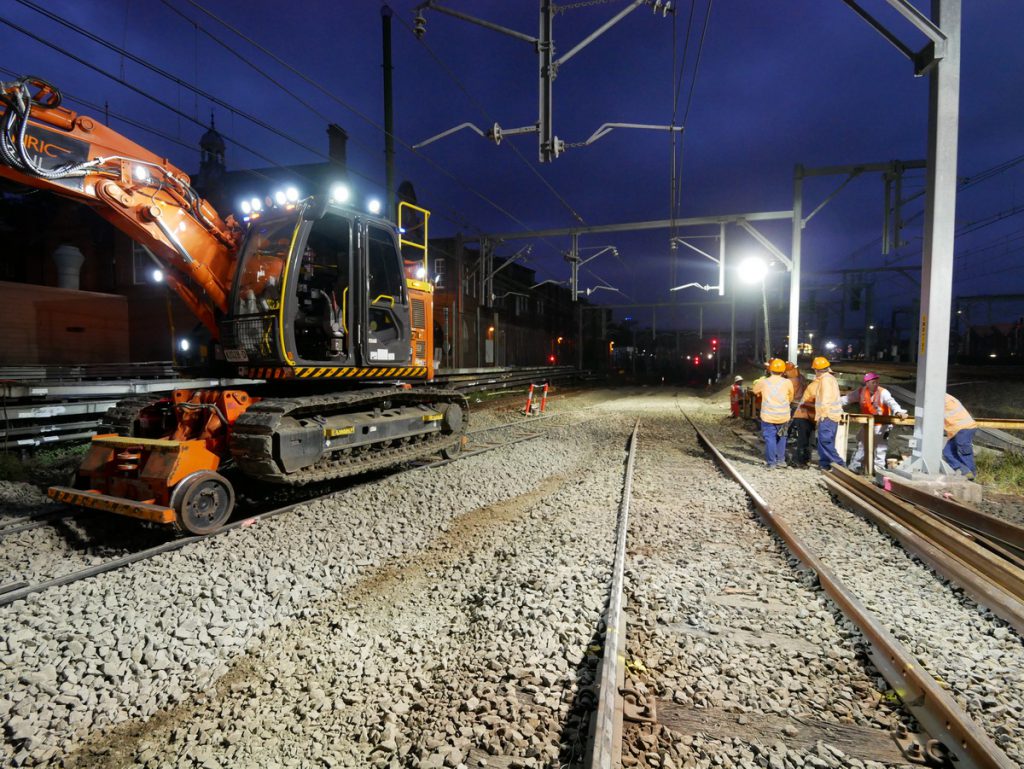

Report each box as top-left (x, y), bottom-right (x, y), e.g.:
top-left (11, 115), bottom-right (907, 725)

top-left (0, 415), bottom-right (568, 608)
top-left (823, 469), bottom-right (1024, 634)
top-left (884, 475), bottom-right (1024, 556)
top-left (585, 418), bottom-right (640, 769)
top-left (687, 417), bottom-right (1015, 769)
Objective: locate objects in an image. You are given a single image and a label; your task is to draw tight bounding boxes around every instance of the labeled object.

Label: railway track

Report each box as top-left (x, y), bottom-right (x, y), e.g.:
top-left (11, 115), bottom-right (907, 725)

top-left (579, 402), bottom-right (1019, 769)
top-left (0, 413), bottom-right (558, 609)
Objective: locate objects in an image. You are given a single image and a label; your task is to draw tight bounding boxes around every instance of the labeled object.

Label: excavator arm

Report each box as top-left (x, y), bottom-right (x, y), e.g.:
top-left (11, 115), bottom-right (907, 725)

top-left (0, 76), bottom-right (240, 337)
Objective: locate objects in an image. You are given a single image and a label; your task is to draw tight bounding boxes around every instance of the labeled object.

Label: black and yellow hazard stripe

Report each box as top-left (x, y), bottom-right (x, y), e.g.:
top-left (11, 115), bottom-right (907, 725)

top-left (243, 366), bottom-right (428, 380)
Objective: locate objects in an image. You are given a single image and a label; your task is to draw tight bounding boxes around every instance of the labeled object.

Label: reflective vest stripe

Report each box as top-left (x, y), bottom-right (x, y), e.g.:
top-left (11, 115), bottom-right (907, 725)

top-left (815, 373), bottom-right (843, 422)
top-left (760, 377), bottom-right (791, 423)
top-left (944, 395), bottom-right (977, 436)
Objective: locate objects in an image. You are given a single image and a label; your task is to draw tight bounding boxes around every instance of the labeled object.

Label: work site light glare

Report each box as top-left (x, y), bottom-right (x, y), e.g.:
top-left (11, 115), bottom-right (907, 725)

top-left (286, 187), bottom-right (300, 203)
top-left (274, 190), bottom-right (287, 206)
top-left (367, 198), bottom-right (382, 215)
top-left (178, 338), bottom-right (191, 352)
top-left (738, 256), bottom-right (768, 284)
top-left (331, 184), bottom-right (350, 203)
top-left (240, 200), bottom-right (251, 215)
top-left (150, 269), bottom-right (163, 283)
top-left (134, 165), bottom-right (148, 181)
top-left (415, 266), bottom-right (426, 279)
top-left (250, 197), bottom-right (262, 212)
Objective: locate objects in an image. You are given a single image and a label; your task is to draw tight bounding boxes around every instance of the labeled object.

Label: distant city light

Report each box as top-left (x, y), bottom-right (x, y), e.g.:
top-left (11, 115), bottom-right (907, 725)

top-left (825, 341), bottom-right (836, 351)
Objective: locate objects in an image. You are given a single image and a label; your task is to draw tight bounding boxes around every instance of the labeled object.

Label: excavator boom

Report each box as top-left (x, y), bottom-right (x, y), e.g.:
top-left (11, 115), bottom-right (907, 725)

top-left (0, 76), bottom-right (239, 336)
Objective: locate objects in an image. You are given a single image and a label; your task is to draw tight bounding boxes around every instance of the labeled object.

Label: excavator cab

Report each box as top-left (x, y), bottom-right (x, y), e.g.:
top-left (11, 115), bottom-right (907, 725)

top-left (221, 202), bottom-right (432, 379)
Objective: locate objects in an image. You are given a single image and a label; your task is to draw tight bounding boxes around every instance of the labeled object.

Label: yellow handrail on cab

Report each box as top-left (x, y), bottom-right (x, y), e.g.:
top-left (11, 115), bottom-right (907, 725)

top-left (398, 200), bottom-right (430, 274)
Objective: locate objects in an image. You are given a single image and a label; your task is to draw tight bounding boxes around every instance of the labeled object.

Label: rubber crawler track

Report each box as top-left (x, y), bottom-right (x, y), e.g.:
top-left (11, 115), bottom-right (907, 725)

top-left (228, 388), bottom-right (470, 484)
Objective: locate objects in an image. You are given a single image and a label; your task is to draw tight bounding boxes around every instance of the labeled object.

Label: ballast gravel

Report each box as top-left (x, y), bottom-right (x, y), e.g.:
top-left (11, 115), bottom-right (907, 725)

top-left (692, 399), bottom-right (1023, 767)
top-left (617, 397), bottom-right (914, 769)
top-left (2, 386), bottom-right (1020, 768)
top-left (1, 393), bottom-right (630, 767)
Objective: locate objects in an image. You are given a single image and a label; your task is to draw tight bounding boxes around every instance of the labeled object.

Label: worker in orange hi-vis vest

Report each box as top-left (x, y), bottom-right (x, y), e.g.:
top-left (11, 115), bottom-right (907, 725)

top-left (943, 394), bottom-right (979, 477)
top-left (842, 372), bottom-right (907, 472)
top-left (784, 362), bottom-right (813, 468)
top-left (752, 359), bottom-right (794, 469)
top-left (730, 375), bottom-right (744, 418)
top-left (799, 357), bottom-right (845, 470)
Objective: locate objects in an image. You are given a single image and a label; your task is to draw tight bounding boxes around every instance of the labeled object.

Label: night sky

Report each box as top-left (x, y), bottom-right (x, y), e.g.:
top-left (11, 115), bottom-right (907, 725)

top-left (4, 1), bottom-right (1023, 338)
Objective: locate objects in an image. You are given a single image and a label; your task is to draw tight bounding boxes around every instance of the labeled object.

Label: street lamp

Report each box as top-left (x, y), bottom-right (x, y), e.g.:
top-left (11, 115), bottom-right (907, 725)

top-left (738, 256), bottom-right (770, 362)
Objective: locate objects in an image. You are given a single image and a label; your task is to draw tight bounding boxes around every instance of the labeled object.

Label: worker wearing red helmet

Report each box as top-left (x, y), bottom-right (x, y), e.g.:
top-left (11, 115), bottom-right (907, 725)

top-left (752, 358), bottom-right (794, 469)
top-left (798, 356), bottom-right (845, 470)
top-left (842, 372), bottom-right (907, 473)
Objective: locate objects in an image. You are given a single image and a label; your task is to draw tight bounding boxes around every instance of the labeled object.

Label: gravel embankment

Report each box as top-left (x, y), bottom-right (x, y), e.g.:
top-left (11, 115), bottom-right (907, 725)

top-left (619, 397), bottom-right (915, 769)
top-left (692, 400), bottom-right (1023, 766)
top-left (1, 394), bottom-right (630, 767)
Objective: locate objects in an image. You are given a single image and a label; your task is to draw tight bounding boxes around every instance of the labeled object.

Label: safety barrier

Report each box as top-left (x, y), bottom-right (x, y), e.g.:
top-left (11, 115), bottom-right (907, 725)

top-left (522, 383), bottom-right (549, 416)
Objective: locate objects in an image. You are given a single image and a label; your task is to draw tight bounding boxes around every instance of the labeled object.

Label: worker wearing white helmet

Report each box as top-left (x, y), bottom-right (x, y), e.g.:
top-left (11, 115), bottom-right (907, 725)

top-left (730, 375), bottom-right (744, 418)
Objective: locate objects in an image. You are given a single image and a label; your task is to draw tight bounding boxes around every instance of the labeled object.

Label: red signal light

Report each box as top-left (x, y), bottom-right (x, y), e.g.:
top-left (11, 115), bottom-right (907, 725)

top-left (548, 354), bottom-right (556, 364)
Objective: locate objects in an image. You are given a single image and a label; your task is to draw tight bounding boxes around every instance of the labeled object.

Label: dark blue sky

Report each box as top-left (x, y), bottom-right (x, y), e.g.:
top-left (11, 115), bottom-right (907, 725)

top-left (4, 1), bottom-right (1023, 335)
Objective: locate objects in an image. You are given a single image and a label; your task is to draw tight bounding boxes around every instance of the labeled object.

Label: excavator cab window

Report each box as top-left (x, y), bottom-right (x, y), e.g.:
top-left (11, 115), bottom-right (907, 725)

top-left (360, 224), bottom-right (411, 367)
top-left (293, 213), bottom-right (352, 362)
top-left (366, 225), bottom-right (406, 345)
top-left (235, 222), bottom-right (293, 315)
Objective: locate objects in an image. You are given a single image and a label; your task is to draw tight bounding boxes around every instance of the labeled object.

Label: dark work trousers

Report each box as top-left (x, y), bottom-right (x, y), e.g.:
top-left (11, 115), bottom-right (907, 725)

top-left (816, 418), bottom-right (846, 470)
top-left (788, 418), bottom-right (814, 467)
top-left (760, 419), bottom-right (789, 468)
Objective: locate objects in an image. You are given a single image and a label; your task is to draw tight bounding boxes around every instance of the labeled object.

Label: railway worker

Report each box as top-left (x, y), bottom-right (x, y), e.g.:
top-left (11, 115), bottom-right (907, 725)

top-left (842, 372), bottom-right (908, 473)
top-left (943, 394), bottom-right (979, 478)
top-left (730, 375), bottom-right (744, 418)
top-left (785, 362), bottom-right (814, 468)
top-left (752, 359), bottom-right (794, 469)
top-left (800, 356), bottom-right (846, 470)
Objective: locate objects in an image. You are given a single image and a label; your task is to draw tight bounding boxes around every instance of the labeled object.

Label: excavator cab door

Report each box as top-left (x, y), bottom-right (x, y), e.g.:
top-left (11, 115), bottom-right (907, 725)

top-left (359, 222), bottom-right (412, 369)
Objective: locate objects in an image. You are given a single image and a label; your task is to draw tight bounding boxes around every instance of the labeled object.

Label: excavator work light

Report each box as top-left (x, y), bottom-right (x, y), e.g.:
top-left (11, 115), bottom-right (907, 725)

top-left (249, 197), bottom-right (262, 212)
top-left (285, 186), bottom-right (300, 203)
top-left (240, 200), bottom-right (251, 215)
top-left (368, 198), bottom-right (382, 214)
top-left (274, 190), bottom-right (287, 206)
top-left (330, 184), bottom-right (350, 204)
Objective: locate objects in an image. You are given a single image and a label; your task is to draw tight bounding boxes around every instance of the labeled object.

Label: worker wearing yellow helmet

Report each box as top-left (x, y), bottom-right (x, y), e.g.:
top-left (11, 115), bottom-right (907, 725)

top-left (752, 358), bottom-right (794, 469)
top-left (798, 356), bottom-right (846, 470)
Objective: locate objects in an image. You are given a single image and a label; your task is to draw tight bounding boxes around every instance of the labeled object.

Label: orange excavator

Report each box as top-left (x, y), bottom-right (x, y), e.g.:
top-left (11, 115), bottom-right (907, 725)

top-left (0, 76), bottom-right (467, 534)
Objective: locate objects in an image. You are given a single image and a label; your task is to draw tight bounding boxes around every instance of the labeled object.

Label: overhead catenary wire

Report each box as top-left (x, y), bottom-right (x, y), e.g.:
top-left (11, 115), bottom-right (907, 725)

top-left (9, 0), bottom-right (539, 244)
top-left (673, 0), bottom-right (713, 218)
top-left (178, 0), bottom-right (560, 248)
top-left (394, 12), bottom-right (588, 228)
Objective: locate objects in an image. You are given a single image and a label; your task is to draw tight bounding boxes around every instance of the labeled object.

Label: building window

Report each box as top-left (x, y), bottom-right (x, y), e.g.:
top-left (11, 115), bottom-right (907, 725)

top-left (464, 264), bottom-right (476, 298)
top-left (515, 294), bottom-right (528, 317)
top-left (535, 298), bottom-right (545, 316)
top-left (132, 241), bottom-right (157, 285)
top-left (434, 258), bottom-right (446, 288)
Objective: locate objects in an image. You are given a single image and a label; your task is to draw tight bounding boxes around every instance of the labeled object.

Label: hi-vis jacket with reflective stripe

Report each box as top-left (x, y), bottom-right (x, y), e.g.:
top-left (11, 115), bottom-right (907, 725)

top-left (753, 374), bottom-right (794, 424)
top-left (944, 394), bottom-right (977, 438)
top-left (803, 371), bottom-right (843, 422)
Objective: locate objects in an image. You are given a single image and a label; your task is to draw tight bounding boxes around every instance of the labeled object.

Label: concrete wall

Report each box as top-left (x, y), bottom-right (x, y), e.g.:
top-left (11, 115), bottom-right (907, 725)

top-left (0, 281), bottom-right (129, 364)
